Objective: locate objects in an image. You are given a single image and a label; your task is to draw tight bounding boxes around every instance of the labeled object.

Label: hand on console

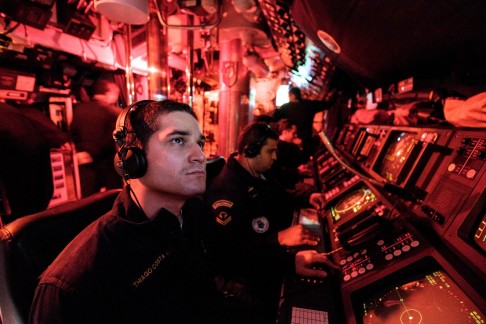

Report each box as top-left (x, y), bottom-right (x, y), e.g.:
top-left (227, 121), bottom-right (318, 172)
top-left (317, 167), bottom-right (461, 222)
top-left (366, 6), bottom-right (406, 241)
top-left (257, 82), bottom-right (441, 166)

top-left (295, 250), bottom-right (340, 278)
top-left (278, 224), bottom-right (320, 247)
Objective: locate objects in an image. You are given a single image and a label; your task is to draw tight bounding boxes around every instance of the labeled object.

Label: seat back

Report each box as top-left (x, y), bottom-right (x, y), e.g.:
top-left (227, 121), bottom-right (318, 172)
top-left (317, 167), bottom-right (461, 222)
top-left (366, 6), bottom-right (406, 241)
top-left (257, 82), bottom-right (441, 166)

top-left (0, 189), bottom-right (120, 324)
top-left (206, 155), bottom-right (226, 186)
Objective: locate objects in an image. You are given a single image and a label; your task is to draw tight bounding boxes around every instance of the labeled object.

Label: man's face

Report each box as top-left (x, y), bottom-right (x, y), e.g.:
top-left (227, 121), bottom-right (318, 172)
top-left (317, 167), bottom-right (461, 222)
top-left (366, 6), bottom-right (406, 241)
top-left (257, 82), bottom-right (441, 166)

top-left (252, 138), bottom-right (278, 173)
top-left (289, 93), bottom-right (298, 103)
top-left (141, 111), bottom-right (207, 198)
top-left (280, 125), bottom-right (298, 143)
top-left (105, 83), bottom-right (120, 105)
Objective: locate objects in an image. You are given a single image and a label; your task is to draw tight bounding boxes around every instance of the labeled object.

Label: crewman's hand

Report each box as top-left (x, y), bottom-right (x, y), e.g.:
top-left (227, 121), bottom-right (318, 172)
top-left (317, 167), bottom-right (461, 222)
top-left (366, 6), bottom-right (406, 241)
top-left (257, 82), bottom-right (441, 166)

top-left (278, 224), bottom-right (320, 247)
top-left (309, 193), bottom-right (326, 210)
top-left (60, 142), bottom-right (72, 151)
top-left (295, 250), bottom-right (340, 278)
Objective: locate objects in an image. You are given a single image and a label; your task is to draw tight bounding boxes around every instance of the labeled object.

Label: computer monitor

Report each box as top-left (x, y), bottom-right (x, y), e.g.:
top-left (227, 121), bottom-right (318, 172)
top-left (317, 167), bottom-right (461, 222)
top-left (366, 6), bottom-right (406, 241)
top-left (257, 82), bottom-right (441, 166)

top-left (444, 187), bottom-right (486, 278)
top-left (322, 182), bottom-right (395, 250)
top-left (335, 124), bottom-right (359, 153)
top-left (352, 258), bottom-right (486, 324)
top-left (350, 126), bottom-right (390, 172)
top-left (372, 130), bottom-right (421, 185)
top-left (327, 184), bottom-right (378, 225)
top-left (472, 212), bottom-right (486, 254)
top-left (275, 84), bottom-right (290, 107)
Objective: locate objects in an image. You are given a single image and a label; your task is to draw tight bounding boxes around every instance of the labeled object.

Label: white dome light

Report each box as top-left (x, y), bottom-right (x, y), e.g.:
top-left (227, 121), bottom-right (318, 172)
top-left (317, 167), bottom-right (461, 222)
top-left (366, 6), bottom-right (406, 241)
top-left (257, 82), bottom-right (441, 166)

top-left (94, 0), bottom-right (149, 25)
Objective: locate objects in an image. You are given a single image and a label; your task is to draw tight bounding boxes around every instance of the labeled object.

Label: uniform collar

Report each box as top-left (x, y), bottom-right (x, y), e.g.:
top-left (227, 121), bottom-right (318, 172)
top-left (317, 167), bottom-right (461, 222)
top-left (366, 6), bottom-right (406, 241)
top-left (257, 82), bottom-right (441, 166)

top-left (227, 154), bottom-right (268, 184)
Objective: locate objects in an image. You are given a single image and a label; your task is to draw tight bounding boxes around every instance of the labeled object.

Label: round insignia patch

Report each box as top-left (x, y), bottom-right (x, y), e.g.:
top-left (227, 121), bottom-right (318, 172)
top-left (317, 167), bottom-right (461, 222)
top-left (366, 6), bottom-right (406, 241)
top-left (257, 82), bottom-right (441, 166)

top-left (252, 216), bottom-right (269, 233)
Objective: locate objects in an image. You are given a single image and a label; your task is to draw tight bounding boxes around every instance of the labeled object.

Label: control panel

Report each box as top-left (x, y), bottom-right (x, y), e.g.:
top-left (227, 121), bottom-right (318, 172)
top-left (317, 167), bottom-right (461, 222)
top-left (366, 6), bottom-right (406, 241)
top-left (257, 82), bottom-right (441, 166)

top-left (318, 180), bottom-right (425, 286)
top-left (414, 130), bottom-right (486, 234)
top-left (447, 137), bottom-right (485, 179)
top-left (333, 226), bottom-right (422, 283)
top-left (314, 151), bottom-right (361, 202)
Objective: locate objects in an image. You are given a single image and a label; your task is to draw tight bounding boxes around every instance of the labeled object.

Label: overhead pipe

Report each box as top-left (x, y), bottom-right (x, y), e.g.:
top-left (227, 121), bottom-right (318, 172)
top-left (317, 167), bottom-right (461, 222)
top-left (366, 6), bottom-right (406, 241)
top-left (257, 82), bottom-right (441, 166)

top-left (124, 24), bottom-right (135, 105)
top-left (218, 36), bottom-right (250, 157)
top-left (186, 15), bottom-right (195, 107)
top-left (147, 0), bottom-right (170, 100)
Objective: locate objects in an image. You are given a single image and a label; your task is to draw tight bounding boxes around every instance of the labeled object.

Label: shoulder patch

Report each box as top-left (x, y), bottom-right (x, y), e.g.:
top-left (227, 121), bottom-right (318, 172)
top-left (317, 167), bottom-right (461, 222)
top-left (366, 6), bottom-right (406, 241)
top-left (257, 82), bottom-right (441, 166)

top-left (212, 200), bottom-right (233, 209)
top-left (216, 211), bottom-right (232, 226)
top-left (212, 200), bottom-right (233, 226)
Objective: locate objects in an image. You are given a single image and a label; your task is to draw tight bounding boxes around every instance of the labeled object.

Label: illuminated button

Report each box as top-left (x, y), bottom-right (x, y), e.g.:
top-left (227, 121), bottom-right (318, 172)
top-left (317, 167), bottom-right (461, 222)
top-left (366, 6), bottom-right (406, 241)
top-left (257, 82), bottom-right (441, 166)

top-left (402, 245), bottom-right (411, 252)
top-left (361, 249), bottom-right (367, 255)
top-left (377, 239), bottom-right (385, 246)
top-left (447, 163), bottom-right (456, 172)
top-left (353, 252), bottom-right (359, 258)
top-left (385, 254), bottom-right (393, 261)
top-left (366, 263), bottom-right (374, 271)
top-left (358, 267), bottom-right (366, 274)
top-left (466, 169), bottom-right (477, 179)
top-left (351, 271), bottom-right (358, 278)
top-left (393, 249), bottom-right (402, 257)
top-left (411, 240), bottom-right (420, 248)
top-left (343, 274), bottom-right (351, 282)
top-left (347, 256), bottom-right (354, 262)
top-left (340, 259), bottom-right (347, 266)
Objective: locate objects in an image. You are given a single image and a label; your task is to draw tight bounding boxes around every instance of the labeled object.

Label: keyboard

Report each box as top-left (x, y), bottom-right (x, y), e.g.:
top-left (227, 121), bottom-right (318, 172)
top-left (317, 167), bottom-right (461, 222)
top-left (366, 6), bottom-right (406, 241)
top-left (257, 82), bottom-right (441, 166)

top-left (290, 307), bottom-right (329, 324)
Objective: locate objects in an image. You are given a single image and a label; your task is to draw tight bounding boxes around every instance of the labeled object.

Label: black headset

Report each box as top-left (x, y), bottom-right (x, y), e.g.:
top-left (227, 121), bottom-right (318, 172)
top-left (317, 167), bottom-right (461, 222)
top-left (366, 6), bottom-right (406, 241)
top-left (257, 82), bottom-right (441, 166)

top-left (113, 100), bottom-right (155, 180)
top-left (243, 123), bottom-right (273, 158)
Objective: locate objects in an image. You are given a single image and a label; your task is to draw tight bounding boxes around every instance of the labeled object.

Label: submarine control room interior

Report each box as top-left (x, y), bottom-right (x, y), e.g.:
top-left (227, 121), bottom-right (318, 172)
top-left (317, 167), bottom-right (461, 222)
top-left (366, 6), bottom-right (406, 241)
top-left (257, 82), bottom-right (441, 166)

top-left (1, 0), bottom-right (485, 323)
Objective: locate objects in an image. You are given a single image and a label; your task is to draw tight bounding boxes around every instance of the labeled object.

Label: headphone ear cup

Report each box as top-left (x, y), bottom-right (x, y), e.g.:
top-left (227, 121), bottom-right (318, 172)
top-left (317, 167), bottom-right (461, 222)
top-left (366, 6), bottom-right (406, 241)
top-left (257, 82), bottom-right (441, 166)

top-left (114, 147), bottom-right (147, 179)
top-left (244, 143), bottom-right (258, 158)
top-left (123, 147), bottom-right (147, 179)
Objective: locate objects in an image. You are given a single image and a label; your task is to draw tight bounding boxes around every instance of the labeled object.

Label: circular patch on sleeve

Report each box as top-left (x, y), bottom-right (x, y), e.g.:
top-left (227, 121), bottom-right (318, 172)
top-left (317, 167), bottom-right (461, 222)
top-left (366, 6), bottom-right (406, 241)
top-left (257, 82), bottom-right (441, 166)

top-left (252, 216), bottom-right (269, 233)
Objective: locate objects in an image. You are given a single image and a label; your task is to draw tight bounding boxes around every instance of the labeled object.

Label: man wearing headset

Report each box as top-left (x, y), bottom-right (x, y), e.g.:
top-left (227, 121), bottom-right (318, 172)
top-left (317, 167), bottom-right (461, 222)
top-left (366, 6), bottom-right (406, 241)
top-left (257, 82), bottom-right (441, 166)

top-left (205, 122), bottom-right (338, 323)
top-left (30, 100), bottom-right (226, 323)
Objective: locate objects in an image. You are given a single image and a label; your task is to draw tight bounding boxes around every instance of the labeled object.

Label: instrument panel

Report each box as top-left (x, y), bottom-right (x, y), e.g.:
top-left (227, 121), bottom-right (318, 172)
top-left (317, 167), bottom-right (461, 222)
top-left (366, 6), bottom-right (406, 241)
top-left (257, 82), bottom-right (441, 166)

top-left (289, 125), bottom-right (486, 324)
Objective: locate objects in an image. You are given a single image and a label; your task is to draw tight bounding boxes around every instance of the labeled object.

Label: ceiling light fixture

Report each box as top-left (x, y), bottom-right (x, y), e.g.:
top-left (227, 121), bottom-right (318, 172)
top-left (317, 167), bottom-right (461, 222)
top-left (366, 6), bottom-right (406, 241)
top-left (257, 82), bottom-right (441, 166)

top-left (93, 0), bottom-right (149, 25)
top-left (317, 29), bottom-right (341, 54)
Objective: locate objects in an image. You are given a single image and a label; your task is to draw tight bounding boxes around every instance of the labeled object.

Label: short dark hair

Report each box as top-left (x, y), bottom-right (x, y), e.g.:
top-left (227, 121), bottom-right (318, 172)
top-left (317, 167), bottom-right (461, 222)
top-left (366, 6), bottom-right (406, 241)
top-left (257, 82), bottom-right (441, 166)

top-left (237, 122), bottom-right (278, 155)
top-left (277, 118), bottom-right (296, 135)
top-left (288, 87), bottom-right (302, 100)
top-left (126, 100), bottom-right (197, 149)
top-left (91, 78), bottom-right (117, 96)
top-left (253, 115), bottom-right (275, 124)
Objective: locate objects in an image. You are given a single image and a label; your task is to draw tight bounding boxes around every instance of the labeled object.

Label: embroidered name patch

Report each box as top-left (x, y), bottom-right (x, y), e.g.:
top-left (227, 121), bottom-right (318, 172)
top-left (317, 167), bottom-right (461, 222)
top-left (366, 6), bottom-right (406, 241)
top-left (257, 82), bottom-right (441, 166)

top-left (252, 216), bottom-right (269, 233)
top-left (132, 251), bottom-right (170, 288)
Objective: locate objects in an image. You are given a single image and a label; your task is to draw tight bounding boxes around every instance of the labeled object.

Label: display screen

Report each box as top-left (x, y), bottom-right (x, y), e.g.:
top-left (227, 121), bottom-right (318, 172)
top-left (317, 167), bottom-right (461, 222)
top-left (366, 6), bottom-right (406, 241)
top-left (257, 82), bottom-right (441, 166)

top-left (351, 128), bottom-right (370, 157)
top-left (359, 269), bottom-right (485, 323)
top-left (374, 131), bottom-right (418, 183)
top-left (329, 186), bottom-right (377, 224)
top-left (275, 84), bottom-right (289, 107)
top-left (336, 124), bottom-right (357, 151)
top-left (473, 213), bottom-right (486, 253)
